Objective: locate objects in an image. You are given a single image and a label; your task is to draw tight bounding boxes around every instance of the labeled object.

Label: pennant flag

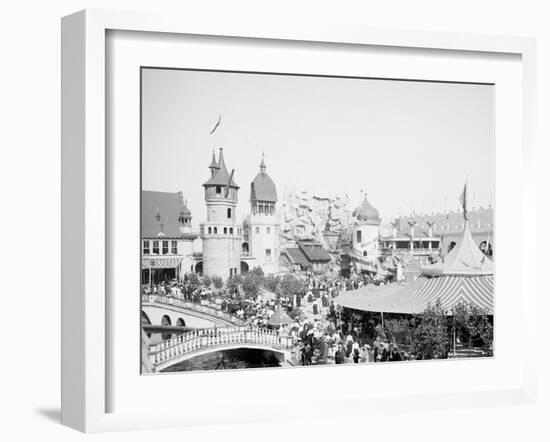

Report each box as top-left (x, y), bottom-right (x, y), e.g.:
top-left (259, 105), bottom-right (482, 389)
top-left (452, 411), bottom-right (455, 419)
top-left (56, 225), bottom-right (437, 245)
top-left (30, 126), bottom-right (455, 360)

top-left (459, 181), bottom-right (468, 220)
top-left (209, 115), bottom-right (221, 135)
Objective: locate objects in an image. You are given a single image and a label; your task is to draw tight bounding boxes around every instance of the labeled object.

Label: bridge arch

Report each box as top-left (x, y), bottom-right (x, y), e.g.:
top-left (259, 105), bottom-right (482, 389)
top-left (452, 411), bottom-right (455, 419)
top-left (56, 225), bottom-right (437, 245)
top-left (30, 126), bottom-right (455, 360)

top-left (141, 301), bottom-right (242, 329)
top-left (146, 326), bottom-right (295, 372)
top-left (176, 317), bottom-right (186, 327)
top-left (141, 311), bottom-right (151, 325)
top-left (195, 261), bottom-right (203, 275)
top-left (161, 315), bottom-right (171, 326)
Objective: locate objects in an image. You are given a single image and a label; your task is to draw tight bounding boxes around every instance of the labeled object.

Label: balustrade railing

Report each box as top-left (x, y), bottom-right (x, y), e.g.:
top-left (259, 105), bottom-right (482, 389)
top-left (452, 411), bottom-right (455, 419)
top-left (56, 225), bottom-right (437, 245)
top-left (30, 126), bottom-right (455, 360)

top-left (142, 294), bottom-right (246, 326)
top-left (148, 326), bottom-right (295, 366)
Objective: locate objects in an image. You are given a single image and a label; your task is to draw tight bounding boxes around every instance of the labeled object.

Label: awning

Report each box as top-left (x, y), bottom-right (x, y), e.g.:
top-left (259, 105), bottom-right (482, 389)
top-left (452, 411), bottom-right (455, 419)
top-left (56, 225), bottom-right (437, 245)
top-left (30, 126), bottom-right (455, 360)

top-left (335, 275), bottom-right (493, 315)
top-left (142, 257), bottom-right (182, 269)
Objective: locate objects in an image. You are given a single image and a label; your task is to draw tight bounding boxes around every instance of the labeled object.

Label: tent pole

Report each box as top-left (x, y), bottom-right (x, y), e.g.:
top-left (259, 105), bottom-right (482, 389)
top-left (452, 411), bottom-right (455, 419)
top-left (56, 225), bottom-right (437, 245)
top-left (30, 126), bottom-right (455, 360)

top-left (453, 325), bottom-right (456, 357)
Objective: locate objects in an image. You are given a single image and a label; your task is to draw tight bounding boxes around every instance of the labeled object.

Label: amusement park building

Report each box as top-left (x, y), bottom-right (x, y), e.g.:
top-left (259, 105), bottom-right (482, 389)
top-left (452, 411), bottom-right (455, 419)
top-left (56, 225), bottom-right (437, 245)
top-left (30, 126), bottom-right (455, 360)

top-left (140, 190), bottom-right (198, 285)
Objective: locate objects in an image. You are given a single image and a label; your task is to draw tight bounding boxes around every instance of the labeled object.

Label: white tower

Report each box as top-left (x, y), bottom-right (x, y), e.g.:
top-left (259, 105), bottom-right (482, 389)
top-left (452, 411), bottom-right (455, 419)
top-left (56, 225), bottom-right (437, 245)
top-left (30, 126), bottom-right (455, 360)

top-left (200, 148), bottom-right (243, 279)
top-left (247, 154), bottom-right (280, 275)
top-left (351, 194), bottom-right (381, 261)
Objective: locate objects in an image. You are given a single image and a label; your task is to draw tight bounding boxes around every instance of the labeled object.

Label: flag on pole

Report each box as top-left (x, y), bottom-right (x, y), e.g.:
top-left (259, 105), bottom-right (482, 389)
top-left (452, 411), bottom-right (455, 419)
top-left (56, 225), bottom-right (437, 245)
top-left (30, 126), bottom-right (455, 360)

top-left (459, 181), bottom-right (468, 221)
top-left (209, 115), bottom-right (221, 135)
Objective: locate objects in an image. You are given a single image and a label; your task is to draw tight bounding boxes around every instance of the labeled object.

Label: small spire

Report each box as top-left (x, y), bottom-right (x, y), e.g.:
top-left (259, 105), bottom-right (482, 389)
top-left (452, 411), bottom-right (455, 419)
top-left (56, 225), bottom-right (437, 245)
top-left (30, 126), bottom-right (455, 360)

top-left (209, 148), bottom-right (219, 170)
top-left (217, 147), bottom-right (228, 173)
top-left (259, 151), bottom-right (266, 173)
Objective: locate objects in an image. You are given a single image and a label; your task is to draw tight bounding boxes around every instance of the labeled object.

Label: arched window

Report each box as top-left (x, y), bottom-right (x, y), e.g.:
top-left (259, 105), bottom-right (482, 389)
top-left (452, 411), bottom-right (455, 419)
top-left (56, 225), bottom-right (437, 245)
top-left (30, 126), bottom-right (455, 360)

top-left (213, 227), bottom-right (217, 234)
top-left (230, 227), bottom-right (234, 234)
top-left (208, 227), bottom-right (212, 234)
top-left (227, 208), bottom-right (232, 219)
top-left (356, 230), bottom-right (362, 243)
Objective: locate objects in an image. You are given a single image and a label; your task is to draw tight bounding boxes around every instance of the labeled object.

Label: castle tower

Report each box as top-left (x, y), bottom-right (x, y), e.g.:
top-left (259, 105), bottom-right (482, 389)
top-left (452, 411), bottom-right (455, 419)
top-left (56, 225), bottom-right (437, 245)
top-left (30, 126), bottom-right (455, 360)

top-left (200, 148), bottom-right (243, 279)
top-left (246, 153), bottom-right (280, 275)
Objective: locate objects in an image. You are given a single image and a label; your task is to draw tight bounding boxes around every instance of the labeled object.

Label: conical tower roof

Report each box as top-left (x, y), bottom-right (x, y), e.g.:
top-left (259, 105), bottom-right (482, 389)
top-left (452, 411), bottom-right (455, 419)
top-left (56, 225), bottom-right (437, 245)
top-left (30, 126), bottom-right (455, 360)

top-left (250, 154), bottom-right (277, 202)
top-left (209, 150), bottom-right (219, 169)
top-left (203, 148), bottom-right (239, 188)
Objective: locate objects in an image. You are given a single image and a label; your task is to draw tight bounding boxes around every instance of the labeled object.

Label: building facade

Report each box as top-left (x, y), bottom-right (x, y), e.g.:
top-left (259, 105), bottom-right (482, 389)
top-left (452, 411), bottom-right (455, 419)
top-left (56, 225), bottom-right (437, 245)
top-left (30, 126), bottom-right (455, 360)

top-left (200, 148), bottom-right (243, 279)
top-left (141, 190), bottom-right (198, 285)
top-left (380, 206), bottom-right (494, 259)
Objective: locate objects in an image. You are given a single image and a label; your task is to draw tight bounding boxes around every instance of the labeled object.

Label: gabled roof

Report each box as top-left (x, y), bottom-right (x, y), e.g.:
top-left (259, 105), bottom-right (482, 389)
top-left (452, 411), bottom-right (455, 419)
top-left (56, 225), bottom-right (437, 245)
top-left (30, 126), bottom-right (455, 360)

top-left (298, 241), bottom-right (331, 262)
top-left (284, 247), bottom-right (311, 268)
top-left (141, 190), bottom-right (195, 238)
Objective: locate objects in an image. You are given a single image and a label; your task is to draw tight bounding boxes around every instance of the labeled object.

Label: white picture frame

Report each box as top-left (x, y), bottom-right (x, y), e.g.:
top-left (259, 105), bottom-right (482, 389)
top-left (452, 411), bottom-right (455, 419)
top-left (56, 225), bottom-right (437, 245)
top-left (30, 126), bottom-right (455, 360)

top-left (61, 9), bottom-right (537, 433)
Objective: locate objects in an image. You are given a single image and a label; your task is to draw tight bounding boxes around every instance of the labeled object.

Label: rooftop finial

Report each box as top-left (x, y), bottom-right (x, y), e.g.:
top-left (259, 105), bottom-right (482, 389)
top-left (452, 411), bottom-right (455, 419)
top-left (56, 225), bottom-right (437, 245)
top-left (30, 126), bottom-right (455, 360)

top-left (259, 151), bottom-right (266, 173)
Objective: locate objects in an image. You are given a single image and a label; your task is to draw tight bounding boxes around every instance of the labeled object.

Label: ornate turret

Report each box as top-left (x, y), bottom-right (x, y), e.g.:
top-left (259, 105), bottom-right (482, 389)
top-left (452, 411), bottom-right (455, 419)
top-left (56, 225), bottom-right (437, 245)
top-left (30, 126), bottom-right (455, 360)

top-left (203, 148), bottom-right (239, 202)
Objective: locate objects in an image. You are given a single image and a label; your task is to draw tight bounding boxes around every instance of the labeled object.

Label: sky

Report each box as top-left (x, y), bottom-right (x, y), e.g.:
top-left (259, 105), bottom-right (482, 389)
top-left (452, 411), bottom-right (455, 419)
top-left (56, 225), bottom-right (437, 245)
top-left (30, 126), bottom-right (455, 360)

top-left (141, 68), bottom-right (494, 227)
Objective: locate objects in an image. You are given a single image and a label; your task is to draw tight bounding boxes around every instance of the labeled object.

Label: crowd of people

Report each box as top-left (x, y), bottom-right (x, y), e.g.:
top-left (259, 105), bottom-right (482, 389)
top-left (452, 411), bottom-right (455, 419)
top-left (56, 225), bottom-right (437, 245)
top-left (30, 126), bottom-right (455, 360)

top-left (141, 270), bottom-right (408, 366)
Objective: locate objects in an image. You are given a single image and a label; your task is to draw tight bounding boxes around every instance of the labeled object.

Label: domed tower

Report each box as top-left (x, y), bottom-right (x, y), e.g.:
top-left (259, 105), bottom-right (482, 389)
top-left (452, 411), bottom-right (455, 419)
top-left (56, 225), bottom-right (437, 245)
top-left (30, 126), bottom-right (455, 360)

top-left (246, 153), bottom-right (280, 275)
top-left (200, 148), bottom-right (243, 279)
top-left (351, 193), bottom-right (381, 260)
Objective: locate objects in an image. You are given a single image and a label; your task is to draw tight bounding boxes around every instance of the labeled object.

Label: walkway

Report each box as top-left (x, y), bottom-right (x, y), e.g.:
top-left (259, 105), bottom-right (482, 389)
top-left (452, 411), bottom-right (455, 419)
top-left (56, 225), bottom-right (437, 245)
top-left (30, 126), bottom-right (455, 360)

top-left (142, 294), bottom-right (246, 327)
top-left (147, 325), bottom-right (295, 372)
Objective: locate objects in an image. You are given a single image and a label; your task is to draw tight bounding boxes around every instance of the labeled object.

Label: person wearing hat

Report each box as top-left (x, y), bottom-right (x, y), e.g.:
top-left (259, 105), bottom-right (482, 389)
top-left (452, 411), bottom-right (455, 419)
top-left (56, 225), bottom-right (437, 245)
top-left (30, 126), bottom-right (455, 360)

top-left (335, 343), bottom-right (346, 364)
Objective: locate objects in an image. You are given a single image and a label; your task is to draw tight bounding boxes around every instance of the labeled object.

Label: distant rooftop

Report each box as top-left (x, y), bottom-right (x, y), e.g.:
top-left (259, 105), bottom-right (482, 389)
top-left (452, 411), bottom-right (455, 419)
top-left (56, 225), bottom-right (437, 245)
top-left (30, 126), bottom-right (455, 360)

top-left (141, 190), bottom-right (197, 239)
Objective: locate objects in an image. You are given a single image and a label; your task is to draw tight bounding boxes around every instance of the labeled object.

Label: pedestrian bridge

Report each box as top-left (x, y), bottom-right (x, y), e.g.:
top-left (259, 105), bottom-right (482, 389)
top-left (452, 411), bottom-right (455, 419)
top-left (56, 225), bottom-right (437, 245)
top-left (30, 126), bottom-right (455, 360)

top-left (145, 326), bottom-right (295, 372)
top-left (142, 295), bottom-right (245, 329)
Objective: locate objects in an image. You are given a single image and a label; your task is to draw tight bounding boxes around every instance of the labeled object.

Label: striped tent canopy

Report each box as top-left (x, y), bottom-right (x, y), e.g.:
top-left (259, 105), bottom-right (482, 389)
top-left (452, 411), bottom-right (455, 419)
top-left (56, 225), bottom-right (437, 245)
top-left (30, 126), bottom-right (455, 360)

top-left (142, 257), bottom-right (182, 269)
top-left (336, 275), bottom-right (493, 315)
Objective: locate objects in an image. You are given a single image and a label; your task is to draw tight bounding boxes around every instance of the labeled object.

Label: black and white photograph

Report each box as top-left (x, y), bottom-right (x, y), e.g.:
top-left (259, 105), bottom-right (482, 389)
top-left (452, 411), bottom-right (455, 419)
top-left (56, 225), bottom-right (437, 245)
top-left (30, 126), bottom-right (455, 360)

top-left (140, 68), bottom-right (495, 374)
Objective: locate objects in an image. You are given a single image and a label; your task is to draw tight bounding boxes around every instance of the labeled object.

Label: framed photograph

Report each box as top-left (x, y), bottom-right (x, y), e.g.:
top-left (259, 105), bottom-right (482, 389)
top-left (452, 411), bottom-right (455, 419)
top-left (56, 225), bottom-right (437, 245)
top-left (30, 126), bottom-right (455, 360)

top-left (61, 9), bottom-right (537, 432)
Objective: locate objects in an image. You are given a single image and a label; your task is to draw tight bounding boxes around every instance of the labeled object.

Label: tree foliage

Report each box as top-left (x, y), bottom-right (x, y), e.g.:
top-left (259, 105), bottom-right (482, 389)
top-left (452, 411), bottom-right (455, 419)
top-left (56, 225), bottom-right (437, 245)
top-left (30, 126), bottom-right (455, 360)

top-left (451, 301), bottom-right (493, 355)
top-left (211, 275), bottom-right (223, 290)
top-left (242, 272), bottom-right (263, 299)
top-left (264, 275), bottom-right (281, 294)
top-left (279, 274), bottom-right (305, 298)
top-left (226, 274), bottom-right (243, 296)
top-left (411, 299), bottom-right (450, 360)
top-left (201, 275), bottom-right (212, 288)
top-left (384, 318), bottom-right (414, 349)
top-left (185, 272), bottom-right (200, 291)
